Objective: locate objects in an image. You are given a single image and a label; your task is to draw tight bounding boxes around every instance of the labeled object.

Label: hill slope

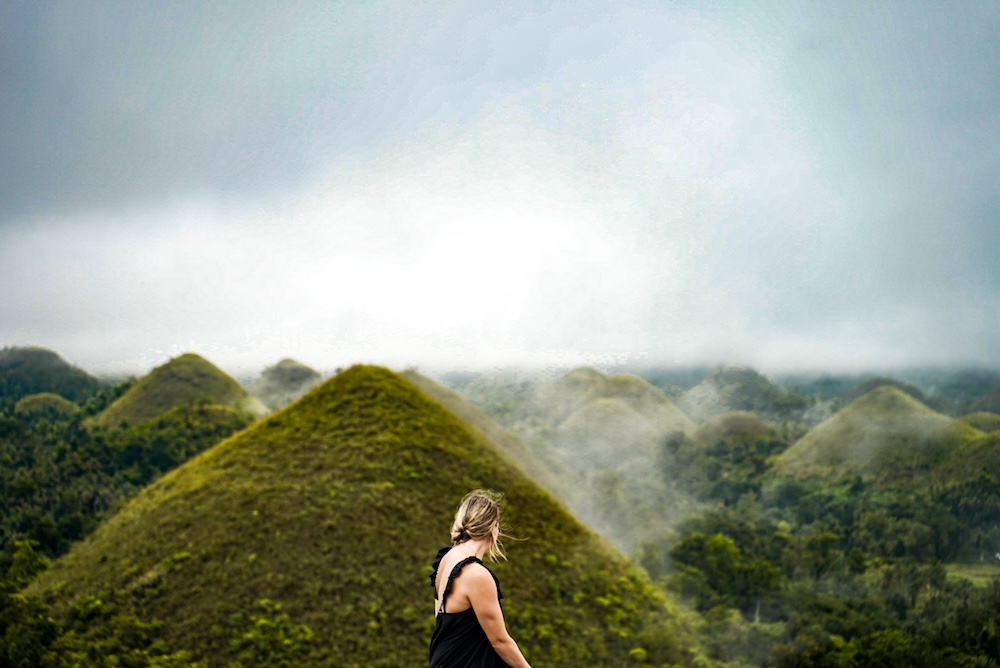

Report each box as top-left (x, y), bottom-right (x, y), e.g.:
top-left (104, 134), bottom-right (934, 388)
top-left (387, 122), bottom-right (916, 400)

top-left (30, 365), bottom-right (699, 667)
top-left (678, 366), bottom-right (808, 424)
top-left (692, 411), bottom-right (776, 448)
top-left (0, 346), bottom-right (100, 406)
top-left (492, 368), bottom-right (700, 551)
top-left (250, 358), bottom-right (322, 410)
top-left (89, 353), bottom-right (266, 429)
top-left (777, 386), bottom-right (982, 481)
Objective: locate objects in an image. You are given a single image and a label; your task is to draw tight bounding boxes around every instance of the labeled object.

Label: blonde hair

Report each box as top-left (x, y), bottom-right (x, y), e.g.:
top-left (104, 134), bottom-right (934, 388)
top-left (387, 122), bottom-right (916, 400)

top-left (450, 489), bottom-right (507, 561)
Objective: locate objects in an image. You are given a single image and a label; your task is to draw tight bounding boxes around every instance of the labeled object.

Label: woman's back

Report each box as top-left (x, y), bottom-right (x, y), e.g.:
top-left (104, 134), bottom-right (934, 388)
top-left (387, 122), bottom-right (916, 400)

top-left (428, 548), bottom-right (508, 668)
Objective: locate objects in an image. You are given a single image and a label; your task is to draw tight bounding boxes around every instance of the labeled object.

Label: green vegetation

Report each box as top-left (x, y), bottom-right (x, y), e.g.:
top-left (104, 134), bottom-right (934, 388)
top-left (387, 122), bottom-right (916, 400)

top-left (89, 353), bottom-right (266, 430)
top-left (0, 347), bottom-right (101, 410)
top-left (6, 355), bottom-right (1000, 666)
top-left (0, 381), bottom-right (256, 560)
top-left (27, 365), bottom-right (701, 667)
top-left (456, 367), bottom-right (1000, 666)
top-left (14, 392), bottom-right (80, 416)
top-left (678, 366), bottom-right (811, 425)
top-left (958, 411), bottom-right (1000, 433)
top-left (693, 412), bottom-right (776, 449)
top-left (777, 386), bottom-right (982, 481)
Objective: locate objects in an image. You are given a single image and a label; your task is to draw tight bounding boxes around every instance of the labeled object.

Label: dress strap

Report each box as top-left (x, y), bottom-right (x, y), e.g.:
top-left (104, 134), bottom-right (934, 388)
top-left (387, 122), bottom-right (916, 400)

top-left (439, 556), bottom-right (481, 614)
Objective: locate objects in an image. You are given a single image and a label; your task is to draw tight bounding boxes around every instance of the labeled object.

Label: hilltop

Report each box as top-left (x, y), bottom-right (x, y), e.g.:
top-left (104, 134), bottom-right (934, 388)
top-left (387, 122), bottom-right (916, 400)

top-left (535, 367), bottom-right (695, 434)
top-left (776, 386), bottom-right (982, 482)
top-left (249, 358), bottom-right (322, 410)
top-left (89, 353), bottom-right (266, 429)
top-left (692, 411), bottom-right (776, 448)
top-left (957, 412), bottom-right (1000, 433)
top-left (0, 346), bottom-right (100, 407)
top-left (30, 366), bottom-right (700, 667)
top-left (678, 366), bottom-right (809, 424)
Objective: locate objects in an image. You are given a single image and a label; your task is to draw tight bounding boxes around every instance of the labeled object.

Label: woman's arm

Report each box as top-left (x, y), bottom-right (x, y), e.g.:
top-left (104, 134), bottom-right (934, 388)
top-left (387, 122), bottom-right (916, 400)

top-left (466, 566), bottom-right (532, 668)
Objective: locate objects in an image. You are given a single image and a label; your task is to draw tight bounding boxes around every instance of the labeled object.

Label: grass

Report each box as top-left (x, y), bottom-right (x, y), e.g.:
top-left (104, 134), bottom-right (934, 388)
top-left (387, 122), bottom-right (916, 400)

top-left (945, 563), bottom-right (1000, 588)
top-left (777, 386), bottom-right (983, 483)
top-left (14, 392), bottom-right (80, 415)
top-left (30, 365), bottom-right (702, 667)
top-left (89, 353), bottom-right (265, 429)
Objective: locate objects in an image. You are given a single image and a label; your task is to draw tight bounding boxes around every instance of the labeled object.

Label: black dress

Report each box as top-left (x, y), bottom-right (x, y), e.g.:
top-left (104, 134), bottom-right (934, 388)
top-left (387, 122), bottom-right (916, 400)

top-left (428, 547), bottom-right (510, 668)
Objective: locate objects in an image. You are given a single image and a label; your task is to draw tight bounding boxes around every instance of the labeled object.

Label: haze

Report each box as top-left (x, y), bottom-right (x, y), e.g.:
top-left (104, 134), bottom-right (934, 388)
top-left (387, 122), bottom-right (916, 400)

top-left (2, 1), bottom-right (997, 376)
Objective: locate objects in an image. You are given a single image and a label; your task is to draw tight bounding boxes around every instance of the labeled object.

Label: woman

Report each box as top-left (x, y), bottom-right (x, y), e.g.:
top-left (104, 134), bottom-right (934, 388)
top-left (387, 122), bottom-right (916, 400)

top-left (429, 490), bottom-right (532, 668)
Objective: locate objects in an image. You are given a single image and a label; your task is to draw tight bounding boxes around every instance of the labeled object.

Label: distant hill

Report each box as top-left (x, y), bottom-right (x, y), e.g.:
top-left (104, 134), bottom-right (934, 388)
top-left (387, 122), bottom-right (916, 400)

top-left (491, 368), bottom-right (700, 551)
top-left (536, 367), bottom-right (695, 434)
top-left (957, 412), bottom-right (1000, 433)
top-left (678, 366), bottom-right (810, 424)
top-left (777, 386), bottom-right (982, 482)
top-left (29, 365), bottom-right (700, 667)
top-left (0, 346), bottom-right (100, 406)
top-left (693, 411), bottom-right (776, 448)
top-left (89, 353), bottom-right (267, 430)
top-left (970, 388), bottom-right (1000, 415)
top-left (840, 377), bottom-right (926, 404)
top-left (13, 392), bottom-right (79, 416)
top-left (250, 358), bottom-right (322, 410)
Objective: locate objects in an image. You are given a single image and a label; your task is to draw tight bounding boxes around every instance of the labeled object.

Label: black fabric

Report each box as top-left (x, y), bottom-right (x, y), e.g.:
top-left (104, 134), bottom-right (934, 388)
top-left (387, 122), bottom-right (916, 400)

top-left (428, 547), bottom-right (509, 668)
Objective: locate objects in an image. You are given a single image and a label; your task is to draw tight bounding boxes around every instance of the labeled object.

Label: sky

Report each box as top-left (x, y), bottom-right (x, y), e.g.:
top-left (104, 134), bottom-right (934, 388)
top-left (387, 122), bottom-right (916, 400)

top-left (1, 0), bottom-right (998, 377)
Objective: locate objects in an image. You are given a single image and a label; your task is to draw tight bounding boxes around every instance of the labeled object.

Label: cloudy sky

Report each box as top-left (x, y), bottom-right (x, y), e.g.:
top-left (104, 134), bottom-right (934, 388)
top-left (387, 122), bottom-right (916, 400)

top-left (1, 1), bottom-right (998, 376)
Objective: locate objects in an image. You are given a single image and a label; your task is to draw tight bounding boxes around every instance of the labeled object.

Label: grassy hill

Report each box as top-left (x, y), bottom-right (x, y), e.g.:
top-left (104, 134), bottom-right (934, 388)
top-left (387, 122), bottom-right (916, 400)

top-left (535, 367), bottom-right (695, 434)
top-left (777, 386), bottom-right (983, 482)
top-left (678, 366), bottom-right (809, 425)
top-left (692, 411), bottom-right (776, 448)
top-left (13, 392), bottom-right (80, 416)
top-left (250, 358), bottom-right (322, 411)
top-left (29, 365), bottom-right (701, 667)
top-left (491, 368), bottom-right (701, 552)
top-left (958, 412), bottom-right (1000, 433)
top-left (89, 353), bottom-right (266, 429)
top-left (0, 346), bottom-right (100, 407)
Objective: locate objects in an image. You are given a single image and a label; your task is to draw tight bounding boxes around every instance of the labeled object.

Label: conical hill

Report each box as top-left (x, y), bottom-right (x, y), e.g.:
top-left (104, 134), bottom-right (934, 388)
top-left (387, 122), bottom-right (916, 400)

top-left (536, 366), bottom-right (695, 434)
top-left (250, 358), bottom-right (322, 410)
top-left (30, 365), bottom-right (699, 667)
top-left (693, 411), bottom-right (776, 448)
top-left (89, 353), bottom-right (267, 429)
top-left (678, 365), bottom-right (805, 424)
top-left (777, 386), bottom-right (982, 481)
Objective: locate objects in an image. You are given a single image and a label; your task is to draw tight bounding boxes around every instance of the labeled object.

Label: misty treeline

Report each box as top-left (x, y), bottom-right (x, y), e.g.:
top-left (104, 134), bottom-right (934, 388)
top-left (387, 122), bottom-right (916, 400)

top-left (0, 377), bottom-right (259, 666)
top-left (455, 369), bottom-right (1000, 667)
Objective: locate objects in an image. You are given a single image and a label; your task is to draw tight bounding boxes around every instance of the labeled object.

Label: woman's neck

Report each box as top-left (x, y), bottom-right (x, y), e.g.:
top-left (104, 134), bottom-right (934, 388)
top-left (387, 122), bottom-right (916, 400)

top-left (458, 538), bottom-right (491, 561)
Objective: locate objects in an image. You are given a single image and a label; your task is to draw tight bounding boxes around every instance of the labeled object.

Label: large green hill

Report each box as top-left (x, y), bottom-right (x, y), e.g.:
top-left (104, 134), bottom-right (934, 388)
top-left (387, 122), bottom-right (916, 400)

top-left (89, 353), bottom-right (266, 429)
top-left (29, 365), bottom-right (700, 667)
top-left (777, 386), bottom-right (983, 482)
